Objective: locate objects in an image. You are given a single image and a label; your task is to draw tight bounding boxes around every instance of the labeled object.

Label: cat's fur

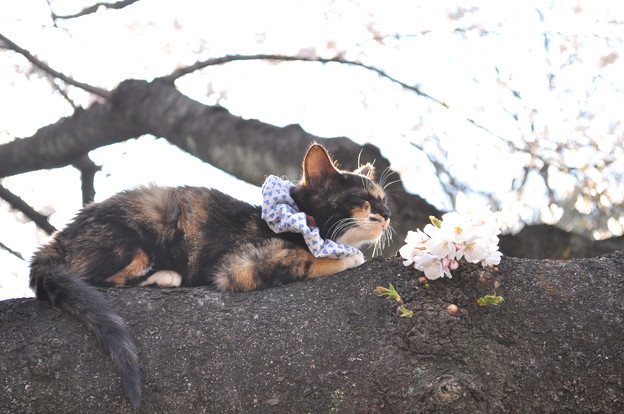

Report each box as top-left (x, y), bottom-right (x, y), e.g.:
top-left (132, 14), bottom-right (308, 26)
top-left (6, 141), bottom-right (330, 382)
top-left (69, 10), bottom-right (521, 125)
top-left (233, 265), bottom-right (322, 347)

top-left (29, 144), bottom-right (391, 407)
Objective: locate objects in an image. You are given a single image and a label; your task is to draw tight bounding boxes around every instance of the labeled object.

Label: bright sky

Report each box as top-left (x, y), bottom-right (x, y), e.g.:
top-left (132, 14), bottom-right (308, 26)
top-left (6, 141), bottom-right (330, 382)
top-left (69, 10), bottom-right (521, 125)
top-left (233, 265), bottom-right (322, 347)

top-left (1, 0), bottom-right (623, 299)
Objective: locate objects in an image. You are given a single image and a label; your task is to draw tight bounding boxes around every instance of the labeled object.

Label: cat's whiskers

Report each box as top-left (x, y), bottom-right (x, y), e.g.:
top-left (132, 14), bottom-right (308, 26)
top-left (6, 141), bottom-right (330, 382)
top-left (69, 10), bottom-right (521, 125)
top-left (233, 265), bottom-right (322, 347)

top-left (332, 219), bottom-right (357, 241)
top-left (326, 217), bottom-right (345, 236)
top-left (378, 166), bottom-right (389, 186)
top-left (383, 179), bottom-right (401, 192)
top-left (371, 222), bottom-right (394, 257)
top-left (378, 167), bottom-right (400, 193)
top-left (327, 217), bottom-right (357, 242)
top-left (322, 214), bottom-right (337, 233)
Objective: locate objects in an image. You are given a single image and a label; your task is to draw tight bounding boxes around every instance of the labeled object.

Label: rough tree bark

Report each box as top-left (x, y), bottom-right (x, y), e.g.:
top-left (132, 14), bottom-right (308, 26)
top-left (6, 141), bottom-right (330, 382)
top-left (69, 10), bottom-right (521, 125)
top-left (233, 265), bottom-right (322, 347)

top-left (1, 253), bottom-right (623, 413)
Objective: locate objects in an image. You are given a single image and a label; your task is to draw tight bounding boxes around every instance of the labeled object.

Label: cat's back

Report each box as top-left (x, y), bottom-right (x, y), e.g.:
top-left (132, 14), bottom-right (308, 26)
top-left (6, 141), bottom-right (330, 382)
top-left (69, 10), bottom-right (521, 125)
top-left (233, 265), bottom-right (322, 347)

top-left (58, 185), bottom-right (259, 249)
top-left (174, 185), bottom-right (262, 240)
top-left (111, 184), bottom-right (258, 232)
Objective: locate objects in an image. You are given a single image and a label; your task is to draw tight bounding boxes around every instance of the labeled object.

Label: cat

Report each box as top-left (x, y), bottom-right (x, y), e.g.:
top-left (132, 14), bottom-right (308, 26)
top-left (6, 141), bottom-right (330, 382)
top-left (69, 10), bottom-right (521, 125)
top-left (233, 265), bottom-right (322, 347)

top-left (29, 143), bottom-right (391, 408)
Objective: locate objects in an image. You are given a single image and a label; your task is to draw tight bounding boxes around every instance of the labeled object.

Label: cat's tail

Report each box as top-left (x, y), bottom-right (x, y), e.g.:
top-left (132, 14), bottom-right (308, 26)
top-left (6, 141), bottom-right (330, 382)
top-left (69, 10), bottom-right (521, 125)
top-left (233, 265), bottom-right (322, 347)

top-left (34, 266), bottom-right (141, 408)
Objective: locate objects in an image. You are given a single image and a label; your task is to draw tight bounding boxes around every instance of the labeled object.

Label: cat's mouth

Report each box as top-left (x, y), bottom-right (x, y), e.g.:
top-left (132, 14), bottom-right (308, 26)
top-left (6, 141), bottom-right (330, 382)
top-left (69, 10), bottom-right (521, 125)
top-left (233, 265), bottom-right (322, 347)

top-left (334, 216), bottom-right (390, 247)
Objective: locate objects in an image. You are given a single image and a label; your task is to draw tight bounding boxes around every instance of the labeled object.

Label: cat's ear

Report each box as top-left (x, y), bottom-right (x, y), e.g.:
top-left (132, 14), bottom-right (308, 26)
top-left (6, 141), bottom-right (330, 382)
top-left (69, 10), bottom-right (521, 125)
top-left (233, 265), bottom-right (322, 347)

top-left (302, 144), bottom-right (340, 186)
top-left (354, 163), bottom-right (376, 179)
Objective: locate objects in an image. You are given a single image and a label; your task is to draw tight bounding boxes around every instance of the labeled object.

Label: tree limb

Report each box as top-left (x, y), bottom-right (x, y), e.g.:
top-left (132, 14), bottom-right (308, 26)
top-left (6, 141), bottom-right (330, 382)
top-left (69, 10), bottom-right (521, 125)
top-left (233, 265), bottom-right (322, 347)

top-left (1, 79), bottom-right (621, 258)
top-left (78, 80), bottom-right (624, 257)
top-left (72, 155), bottom-right (101, 205)
top-left (164, 54), bottom-right (448, 108)
top-left (0, 33), bottom-right (110, 99)
top-left (50, 0), bottom-right (141, 20)
top-left (0, 99), bottom-right (143, 178)
top-left (0, 240), bottom-right (25, 261)
top-left (2, 254), bottom-right (624, 412)
top-left (0, 79), bottom-right (440, 255)
top-left (0, 184), bottom-right (56, 235)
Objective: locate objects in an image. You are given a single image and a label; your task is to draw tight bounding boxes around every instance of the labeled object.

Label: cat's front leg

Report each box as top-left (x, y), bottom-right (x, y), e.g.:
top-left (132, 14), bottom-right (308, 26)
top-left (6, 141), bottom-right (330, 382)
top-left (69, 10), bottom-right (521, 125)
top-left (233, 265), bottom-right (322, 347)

top-left (213, 240), bottom-right (365, 291)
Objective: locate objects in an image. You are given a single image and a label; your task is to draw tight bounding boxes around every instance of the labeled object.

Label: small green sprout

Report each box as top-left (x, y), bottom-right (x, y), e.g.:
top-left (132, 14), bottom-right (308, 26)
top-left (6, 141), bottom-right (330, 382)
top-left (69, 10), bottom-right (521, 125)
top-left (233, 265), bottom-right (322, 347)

top-left (374, 284), bottom-right (402, 304)
top-left (477, 295), bottom-right (504, 306)
top-left (375, 284), bottom-right (415, 317)
top-left (398, 306), bottom-right (414, 318)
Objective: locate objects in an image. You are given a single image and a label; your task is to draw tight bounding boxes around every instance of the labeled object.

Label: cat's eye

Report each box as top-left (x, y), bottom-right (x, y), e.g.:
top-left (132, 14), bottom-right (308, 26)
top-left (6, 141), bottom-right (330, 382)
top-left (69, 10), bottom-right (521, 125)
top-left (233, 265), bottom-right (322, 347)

top-left (349, 195), bottom-right (369, 205)
top-left (355, 199), bottom-right (371, 209)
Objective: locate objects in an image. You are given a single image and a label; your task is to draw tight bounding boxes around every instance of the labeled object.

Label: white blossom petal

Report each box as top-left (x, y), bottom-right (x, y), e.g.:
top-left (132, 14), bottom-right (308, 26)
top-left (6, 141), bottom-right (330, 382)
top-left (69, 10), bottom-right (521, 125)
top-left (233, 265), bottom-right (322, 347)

top-left (416, 254), bottom-right (445, 280)
top-left (426, 236), bottom-right (456, 259)
top-left (483, 249), bottom-right (502, 266)
top-left (463, 237), bottom-right (490, 263)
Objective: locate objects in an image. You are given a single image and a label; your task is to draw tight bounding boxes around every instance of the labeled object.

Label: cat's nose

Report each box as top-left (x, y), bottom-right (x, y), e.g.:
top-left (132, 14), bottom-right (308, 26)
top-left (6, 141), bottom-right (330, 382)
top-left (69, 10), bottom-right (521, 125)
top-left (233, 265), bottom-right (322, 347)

top-left (380, 208), bottom-right (391, 220)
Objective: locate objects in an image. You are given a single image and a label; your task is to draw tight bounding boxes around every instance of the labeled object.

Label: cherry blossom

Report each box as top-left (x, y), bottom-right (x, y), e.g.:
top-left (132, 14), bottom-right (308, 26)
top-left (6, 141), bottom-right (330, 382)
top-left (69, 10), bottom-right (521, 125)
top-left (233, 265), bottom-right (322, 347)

top-left (399, 193), bottom-right (502, 279)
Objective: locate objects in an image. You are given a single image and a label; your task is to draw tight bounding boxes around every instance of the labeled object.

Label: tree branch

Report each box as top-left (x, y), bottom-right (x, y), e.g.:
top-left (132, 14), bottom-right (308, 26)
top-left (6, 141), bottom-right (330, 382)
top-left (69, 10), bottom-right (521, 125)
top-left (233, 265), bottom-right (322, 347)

top-left (0, 184), bottom-right (56, 235)
top-left (0, 96), bottom-right (144, 179)
top-left (0, 33), bottom-right (110, 99)
top-left (72, 155), bottom-right (101, 205)
top-left (0, 240), bottom-right (25, 261)
top-left (2, 254), bottom-right (624, 412)
top-left (50, 0), bottom-right (141, 20)
top-left (4, 79), bottom-right (620, 258)
top-left (164, 54), bottom-right (448, 108)
top-left (410, 141), bottom-right (469, 203)
top-left (50, 81), bottom-right (80, 110)
top-left (0, 79), bottom-right (441, 255)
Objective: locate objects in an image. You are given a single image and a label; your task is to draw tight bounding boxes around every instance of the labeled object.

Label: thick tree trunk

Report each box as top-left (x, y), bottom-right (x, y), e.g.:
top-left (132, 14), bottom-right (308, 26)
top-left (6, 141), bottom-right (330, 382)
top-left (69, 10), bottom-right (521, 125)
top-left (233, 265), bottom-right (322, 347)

top-left (2, 253), bottom-right (623, 413)
top-left (499, 224), bottom-right (624, 259)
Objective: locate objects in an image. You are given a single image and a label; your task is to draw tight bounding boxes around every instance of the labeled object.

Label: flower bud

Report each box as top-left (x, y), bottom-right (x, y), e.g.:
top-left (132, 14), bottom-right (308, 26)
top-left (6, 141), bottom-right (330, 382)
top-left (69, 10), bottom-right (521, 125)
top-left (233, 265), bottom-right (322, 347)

top-left (446, 304), bottom-right (459, 316)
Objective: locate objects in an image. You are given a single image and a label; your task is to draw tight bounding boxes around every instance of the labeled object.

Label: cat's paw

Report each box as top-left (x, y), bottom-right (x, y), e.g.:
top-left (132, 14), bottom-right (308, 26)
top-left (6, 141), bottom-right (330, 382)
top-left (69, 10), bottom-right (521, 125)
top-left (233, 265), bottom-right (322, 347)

top-left (342, 251), bottom-right (365, 270)
top-left (140, 270), bottom-right (183, 287)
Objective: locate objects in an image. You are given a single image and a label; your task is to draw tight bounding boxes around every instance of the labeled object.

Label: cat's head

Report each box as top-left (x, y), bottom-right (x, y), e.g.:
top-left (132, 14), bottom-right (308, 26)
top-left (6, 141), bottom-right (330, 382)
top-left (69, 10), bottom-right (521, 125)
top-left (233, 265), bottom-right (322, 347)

top-left (291, 144), bottom-right (392, 252)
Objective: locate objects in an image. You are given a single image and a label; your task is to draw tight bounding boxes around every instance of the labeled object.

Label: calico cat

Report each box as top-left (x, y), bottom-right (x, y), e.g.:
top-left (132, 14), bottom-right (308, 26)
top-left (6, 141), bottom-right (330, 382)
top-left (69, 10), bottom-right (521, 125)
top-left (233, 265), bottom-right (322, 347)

top-left (29, 144), bottom-right (391, 408)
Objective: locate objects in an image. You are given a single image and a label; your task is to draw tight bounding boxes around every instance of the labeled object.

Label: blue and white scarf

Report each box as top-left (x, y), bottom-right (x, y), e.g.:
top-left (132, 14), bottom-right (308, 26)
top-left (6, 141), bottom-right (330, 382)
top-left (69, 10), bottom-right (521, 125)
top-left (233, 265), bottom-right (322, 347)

top-left (261, 175), bottom-right (362, 259)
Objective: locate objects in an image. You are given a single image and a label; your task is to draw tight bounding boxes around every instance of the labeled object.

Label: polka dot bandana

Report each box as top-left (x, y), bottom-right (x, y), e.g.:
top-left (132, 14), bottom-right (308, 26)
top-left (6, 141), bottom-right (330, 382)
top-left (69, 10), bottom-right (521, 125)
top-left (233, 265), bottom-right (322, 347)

top-left (261, 175), bottom-right (362, 259)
